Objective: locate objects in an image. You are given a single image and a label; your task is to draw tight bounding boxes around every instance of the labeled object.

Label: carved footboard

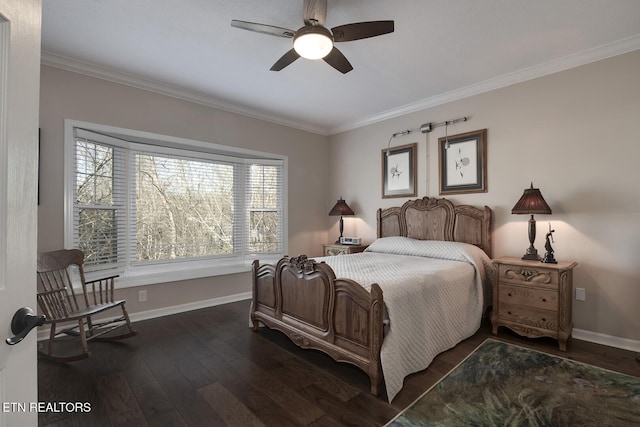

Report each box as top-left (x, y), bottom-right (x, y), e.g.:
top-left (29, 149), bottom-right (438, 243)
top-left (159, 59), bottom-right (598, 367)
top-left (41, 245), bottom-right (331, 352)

top-left (250, 255), bottom-right (384, 395)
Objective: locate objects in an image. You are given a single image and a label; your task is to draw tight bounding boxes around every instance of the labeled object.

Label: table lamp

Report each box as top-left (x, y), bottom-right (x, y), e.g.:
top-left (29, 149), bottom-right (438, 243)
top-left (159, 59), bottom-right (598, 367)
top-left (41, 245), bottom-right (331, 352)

top-left (329, 198), bottom-right (354, 244)
top-left (511, 183), bottom-right (552, 261)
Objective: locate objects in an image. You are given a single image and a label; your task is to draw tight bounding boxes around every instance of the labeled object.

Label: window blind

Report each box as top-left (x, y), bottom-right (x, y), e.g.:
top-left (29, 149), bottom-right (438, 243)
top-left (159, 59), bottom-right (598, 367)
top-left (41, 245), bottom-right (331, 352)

top-left (130, 150), bottom-right (240, 265)
top-left (244, 162), bottom-right (284, 255)
top-left (73, 129), bottom-right (127, 272)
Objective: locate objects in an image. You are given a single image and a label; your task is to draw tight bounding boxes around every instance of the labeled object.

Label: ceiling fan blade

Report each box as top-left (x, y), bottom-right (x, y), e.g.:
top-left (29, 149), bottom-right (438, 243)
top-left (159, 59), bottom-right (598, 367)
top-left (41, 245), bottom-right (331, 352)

top-left (303, 0), bottom-right (327, 26)
top-left (231, 20), bottom-right (295, 38)
top-left (270, 49), bottom-right (301, 71)
top-left (332, 20), bottom-right (394, 42)
top-left (323, 47), bottom-right (353, 74)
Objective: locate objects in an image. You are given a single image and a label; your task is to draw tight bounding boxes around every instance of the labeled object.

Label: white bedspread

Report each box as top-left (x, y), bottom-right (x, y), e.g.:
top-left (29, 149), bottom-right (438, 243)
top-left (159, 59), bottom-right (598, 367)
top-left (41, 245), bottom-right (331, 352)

top-left (318, 237), bottom-right (493, 402)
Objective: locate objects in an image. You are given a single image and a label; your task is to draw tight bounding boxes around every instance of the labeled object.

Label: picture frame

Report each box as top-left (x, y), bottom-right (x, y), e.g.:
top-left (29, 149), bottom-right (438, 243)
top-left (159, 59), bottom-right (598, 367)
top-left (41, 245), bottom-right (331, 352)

top-left (438, 129), bottom-right (487, 195)
top-left (382, 143), bottom-right (417, 198)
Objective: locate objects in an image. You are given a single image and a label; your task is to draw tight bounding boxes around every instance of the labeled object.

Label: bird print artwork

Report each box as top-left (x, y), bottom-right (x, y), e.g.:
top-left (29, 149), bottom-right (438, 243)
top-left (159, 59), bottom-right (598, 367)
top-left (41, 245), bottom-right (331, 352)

top-left (391, 164), bottom-right (402, 179)
top-left (454, 148), bottom-right (470, 178)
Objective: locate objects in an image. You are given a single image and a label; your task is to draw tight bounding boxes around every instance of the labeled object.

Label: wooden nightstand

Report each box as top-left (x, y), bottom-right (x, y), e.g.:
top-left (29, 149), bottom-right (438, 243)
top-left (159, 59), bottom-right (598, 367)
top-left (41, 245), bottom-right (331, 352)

top-left (322, 243), bottom-right (367, 256)
top-left (491, 257), bottom-right (577, 351)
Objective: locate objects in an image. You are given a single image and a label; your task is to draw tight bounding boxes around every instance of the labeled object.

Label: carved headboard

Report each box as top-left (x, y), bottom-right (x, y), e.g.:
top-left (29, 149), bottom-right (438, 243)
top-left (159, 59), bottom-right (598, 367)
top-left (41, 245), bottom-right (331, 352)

top-left (376, 197), bottom-right (492, 258)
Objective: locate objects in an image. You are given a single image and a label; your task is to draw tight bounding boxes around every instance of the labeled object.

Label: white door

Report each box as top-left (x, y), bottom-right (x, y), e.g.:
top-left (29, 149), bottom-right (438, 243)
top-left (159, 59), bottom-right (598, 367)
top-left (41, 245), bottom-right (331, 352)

top-left (0, 0), bottom-right (41, 426)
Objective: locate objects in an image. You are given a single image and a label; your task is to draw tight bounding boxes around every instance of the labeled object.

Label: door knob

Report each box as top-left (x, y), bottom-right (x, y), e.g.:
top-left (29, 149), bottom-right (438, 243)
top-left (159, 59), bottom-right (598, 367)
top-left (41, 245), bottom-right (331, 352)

top-left (5, 307), bottom-right (46, 346)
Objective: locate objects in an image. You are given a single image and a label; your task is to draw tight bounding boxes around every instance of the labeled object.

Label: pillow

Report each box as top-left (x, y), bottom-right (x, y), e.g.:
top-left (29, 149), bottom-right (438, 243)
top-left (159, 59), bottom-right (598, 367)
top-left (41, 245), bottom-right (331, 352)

top-left (365, 236), bottom-right (488, 264)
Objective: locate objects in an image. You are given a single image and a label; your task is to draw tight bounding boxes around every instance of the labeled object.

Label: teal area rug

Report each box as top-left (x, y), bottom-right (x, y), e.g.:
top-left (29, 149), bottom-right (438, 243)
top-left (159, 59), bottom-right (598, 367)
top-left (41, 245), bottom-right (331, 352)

top-left (387, 339), bottom-right (640, 426)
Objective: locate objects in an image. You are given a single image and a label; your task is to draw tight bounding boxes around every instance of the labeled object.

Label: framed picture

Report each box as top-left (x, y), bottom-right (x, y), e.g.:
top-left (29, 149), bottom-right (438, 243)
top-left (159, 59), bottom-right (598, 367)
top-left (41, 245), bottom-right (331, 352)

top-left (382, 143), bottom-right (417, 198)
top-left (438, 129), bottom-right (487, 195)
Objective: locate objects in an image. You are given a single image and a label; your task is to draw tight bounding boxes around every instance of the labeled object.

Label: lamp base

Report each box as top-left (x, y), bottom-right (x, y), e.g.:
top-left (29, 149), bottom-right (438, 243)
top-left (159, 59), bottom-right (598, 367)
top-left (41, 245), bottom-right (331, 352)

top-left (521, 248), bottom-right (540, 261)
top-left (335, 216), bottom-right (344, 245)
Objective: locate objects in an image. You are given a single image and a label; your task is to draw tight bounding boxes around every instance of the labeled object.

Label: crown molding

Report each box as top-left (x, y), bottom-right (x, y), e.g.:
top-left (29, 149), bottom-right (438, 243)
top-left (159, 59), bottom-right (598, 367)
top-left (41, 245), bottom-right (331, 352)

top-left (329, 34), bottom-right (640, 135)
top-left (43, 34), bottom-right (640, 137)
top-left (40, 51), bottom-right (329, 136)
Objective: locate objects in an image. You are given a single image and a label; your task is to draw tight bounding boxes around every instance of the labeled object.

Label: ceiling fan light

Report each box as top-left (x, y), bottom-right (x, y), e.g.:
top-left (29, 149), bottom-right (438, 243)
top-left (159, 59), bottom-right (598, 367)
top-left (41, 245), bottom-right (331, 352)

top-left (293, 27), bottom-right (333, 60)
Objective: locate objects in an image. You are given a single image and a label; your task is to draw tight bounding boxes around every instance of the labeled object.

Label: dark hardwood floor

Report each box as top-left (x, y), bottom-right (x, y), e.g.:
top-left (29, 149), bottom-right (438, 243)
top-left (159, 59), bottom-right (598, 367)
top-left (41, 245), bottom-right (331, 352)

top-left (38, 299), bottom-right (640, 426)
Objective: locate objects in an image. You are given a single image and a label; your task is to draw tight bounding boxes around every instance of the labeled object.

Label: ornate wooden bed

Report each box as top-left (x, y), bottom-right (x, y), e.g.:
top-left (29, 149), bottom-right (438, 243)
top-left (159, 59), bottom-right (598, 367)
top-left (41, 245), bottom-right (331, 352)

top-left (250, 197), bottom-right (492, 396)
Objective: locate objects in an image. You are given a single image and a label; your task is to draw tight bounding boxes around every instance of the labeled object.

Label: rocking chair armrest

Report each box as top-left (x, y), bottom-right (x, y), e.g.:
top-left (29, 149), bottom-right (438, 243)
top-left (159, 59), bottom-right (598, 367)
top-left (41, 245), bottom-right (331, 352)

top-left (84, 274), bottom-right (120, 287)
top-left (83, 275), bottom-right (119, 292)
top-left (82, 275), bottom-right (120, 305)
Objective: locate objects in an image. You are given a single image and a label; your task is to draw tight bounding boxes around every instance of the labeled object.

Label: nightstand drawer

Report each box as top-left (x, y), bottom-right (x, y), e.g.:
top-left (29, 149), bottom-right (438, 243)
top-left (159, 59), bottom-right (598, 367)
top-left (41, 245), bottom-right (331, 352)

top-left (325, 246), bottom-right (349, 256)
top-left (498, 264), bottom-right (560, 290)
top-left (498, 284), bottom-right (558, 311)
top-left (498, 303), bottom-right (558, 332)
top-left (323, 244), bottom-right (366, 256)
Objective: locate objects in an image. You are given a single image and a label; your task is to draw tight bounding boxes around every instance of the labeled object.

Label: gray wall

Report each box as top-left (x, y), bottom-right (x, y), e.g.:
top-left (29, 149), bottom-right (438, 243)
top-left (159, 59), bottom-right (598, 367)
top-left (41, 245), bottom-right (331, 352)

top-left (328, 51), bottom-right (640, 345)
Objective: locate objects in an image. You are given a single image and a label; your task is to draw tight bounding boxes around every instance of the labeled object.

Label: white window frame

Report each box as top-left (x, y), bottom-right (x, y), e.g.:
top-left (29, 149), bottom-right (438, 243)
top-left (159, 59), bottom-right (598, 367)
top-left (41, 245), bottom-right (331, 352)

top-left (64, 119), bottom-right (288, 288)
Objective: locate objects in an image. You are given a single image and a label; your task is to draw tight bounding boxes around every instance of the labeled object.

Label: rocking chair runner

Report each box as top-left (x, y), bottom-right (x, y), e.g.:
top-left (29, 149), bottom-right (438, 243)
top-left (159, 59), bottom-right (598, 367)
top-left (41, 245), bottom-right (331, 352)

top-left (36, 249), bottom-right (136, 362)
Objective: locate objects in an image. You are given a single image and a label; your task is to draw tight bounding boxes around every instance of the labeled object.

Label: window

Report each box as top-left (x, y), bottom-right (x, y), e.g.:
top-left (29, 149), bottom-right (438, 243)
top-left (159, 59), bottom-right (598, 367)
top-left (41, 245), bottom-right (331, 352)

top-left (65, 121), bottom-right (287, 286)
top-left (74, 139), bottom-right (125, 269)
top-left (246, 164), bottom-right (284, 254)
top-left (133, 153), bottom-right (237, 262)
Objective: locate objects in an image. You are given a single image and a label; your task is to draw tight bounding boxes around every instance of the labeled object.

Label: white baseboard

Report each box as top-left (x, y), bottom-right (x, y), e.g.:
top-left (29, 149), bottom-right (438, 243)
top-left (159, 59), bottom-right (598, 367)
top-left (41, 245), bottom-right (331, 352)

top-left (128, 291), bottom-right (252, 323)
top-left (37, 295), bottom-right (640, 356)
top-left (37, 291), bottom-right (252, 342)
top-left (573, 328), bottom-right (640, 353)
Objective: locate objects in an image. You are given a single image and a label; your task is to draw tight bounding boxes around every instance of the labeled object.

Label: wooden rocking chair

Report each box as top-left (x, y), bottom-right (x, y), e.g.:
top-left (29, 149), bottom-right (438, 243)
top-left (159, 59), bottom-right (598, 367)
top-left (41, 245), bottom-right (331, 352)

top-left (36, 249), bottom-right (137, 362)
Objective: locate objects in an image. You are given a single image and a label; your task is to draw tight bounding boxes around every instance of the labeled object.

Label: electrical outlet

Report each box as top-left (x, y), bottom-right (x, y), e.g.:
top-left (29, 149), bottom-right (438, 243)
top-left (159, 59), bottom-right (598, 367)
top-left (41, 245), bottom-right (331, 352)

top-left (138, 290), bottom-right (147, 303)
top-left (575, 288), bottom-right (586, 301)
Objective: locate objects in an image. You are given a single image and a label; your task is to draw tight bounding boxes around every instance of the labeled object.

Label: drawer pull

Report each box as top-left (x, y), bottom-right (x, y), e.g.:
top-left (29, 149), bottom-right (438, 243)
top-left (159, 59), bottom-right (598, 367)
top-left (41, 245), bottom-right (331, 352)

top-left (541, 318), bottom-right (546, 322)
top-left (507, 311), bottom-right (512, 315)
top-left (507, 293), bottom-right (512, 297)
top-left (542, 298), bottom-right (547, 302)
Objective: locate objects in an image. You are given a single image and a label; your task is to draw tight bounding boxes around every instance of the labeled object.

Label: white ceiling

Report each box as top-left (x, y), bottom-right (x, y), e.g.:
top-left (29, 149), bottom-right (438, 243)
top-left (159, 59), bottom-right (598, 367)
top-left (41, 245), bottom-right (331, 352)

top-left (41, 0), bottom-right (640, 136)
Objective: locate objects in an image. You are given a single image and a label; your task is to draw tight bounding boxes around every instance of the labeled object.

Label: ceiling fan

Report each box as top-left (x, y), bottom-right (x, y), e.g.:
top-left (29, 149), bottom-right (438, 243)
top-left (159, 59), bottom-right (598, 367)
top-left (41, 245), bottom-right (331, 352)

top-left (231, 0), bottom-right (394, 74)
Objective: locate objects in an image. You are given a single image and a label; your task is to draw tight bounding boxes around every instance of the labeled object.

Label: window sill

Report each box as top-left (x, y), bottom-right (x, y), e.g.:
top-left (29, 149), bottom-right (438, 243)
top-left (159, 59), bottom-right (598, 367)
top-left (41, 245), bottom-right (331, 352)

top-left (113, 263), bottom-right (254, 289)
top-left (82, 255), bottom-right (284, 290)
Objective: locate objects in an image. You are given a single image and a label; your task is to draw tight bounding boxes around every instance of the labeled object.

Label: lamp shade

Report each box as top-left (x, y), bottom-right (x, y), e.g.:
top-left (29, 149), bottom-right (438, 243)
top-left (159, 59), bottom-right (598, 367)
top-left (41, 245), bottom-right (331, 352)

top-left (511, 183), bottom-right (552, 215)
top-left (329, 198), bottom-right (354, 216)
